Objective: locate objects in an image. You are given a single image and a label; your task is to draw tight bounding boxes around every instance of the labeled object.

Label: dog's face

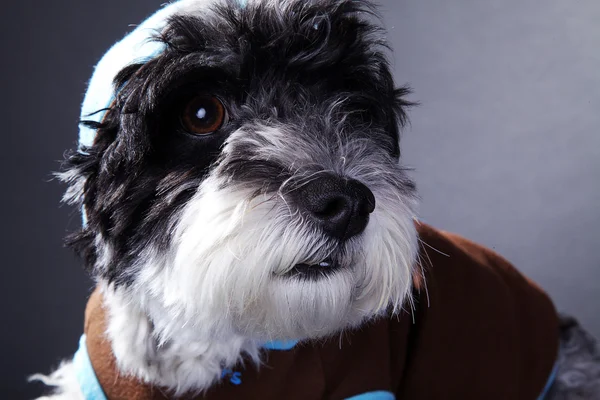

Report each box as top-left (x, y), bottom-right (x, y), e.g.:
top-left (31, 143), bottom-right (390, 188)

top-left (63, 0), bottom-right (418, 341)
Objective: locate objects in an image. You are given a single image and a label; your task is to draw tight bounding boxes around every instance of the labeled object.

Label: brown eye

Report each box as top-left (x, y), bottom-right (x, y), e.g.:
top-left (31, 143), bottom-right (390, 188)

top-left (181, 95), bottom-right (226, 135)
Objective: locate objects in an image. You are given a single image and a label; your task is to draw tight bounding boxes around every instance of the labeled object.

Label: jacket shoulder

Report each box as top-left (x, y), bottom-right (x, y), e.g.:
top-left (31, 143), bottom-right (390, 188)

top-left (401, 221), bottom-right (559, 399)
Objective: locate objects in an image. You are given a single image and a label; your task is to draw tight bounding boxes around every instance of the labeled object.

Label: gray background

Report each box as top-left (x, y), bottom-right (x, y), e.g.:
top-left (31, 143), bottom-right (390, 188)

top-left (2, 0), bottom-right (598, 398)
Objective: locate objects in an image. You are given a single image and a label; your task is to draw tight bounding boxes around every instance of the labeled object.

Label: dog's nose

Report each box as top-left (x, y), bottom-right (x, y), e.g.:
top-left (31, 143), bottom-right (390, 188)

top-left (297, 175), bottom-right (375, 240)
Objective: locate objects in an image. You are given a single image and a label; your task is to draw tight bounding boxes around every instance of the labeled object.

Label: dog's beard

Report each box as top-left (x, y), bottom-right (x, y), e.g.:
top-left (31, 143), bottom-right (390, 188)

top-left (134, 127), bottom-right (418, 341)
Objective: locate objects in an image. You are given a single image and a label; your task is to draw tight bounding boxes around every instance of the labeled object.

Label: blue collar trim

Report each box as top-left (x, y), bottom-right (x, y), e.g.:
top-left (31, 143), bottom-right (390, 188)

top-left (73, 335), bottom-right (108, 400)
top-left (73, 332), bottom-right (556, 399)
top-left (537, 360), bottom-right (559, 400)
top-left (72, 334), bottom-right (298, 400)
top-left (345, 391), bottom-right (395, 400)
top-left (262, 339), bottom-right (299, 350)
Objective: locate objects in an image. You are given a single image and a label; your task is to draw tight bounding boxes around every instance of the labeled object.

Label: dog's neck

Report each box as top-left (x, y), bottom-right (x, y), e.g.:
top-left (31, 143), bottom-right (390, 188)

top-left (100, 284), bottom-right (262, 395)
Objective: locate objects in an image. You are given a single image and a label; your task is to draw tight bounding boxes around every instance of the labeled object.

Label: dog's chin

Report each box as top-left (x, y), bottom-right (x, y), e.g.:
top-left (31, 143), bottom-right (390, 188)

top-left (230, 265), bottom-right (382, 340)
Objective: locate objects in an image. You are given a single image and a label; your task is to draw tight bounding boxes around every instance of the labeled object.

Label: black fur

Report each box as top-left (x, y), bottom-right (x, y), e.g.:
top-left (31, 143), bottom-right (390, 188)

top-left (62, 0), bottom-right (414, 286)
top-left (547, 315), bottom-right (600, 399)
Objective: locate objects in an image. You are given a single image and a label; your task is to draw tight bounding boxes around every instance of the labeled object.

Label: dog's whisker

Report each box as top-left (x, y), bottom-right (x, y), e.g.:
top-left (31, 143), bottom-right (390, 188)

top-left (418, 237), bottom-right (450, 258)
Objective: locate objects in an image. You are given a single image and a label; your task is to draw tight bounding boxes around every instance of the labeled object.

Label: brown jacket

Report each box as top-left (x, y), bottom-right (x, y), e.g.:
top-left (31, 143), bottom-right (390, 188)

top-left (83, 222), bottom-right (559, 399)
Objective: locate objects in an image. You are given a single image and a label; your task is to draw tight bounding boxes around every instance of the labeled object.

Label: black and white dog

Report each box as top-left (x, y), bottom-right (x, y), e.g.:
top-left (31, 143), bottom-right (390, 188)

top-left (34, 0), bottom-right (599, 399)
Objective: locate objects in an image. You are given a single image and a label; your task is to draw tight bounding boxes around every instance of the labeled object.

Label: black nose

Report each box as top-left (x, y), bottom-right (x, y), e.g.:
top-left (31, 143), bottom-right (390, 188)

top-left (297, 175), bottom-right (376, 240)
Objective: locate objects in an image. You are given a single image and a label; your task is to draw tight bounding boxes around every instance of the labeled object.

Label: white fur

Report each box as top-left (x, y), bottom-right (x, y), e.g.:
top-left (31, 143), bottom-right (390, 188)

top-left (102, 283), bottom-right (261, 396)
top-left (30, 362), bottom-right (84, 400)
top-left (55, 167), bottom-right (86, 205)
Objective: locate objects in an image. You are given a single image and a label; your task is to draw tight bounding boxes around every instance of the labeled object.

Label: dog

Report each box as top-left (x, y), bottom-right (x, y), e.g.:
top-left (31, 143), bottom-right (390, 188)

top-left (33, 0), bottom-right (600, 399)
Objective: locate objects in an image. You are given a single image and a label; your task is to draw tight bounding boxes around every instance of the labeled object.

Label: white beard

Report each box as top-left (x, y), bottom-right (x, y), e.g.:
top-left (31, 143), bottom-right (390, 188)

top-left (95, 190), bottom-right (412, 393)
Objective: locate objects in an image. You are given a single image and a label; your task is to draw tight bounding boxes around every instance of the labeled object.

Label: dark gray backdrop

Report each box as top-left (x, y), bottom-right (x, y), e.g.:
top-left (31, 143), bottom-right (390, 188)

top-left (2, 1), bottom-right (598, 398)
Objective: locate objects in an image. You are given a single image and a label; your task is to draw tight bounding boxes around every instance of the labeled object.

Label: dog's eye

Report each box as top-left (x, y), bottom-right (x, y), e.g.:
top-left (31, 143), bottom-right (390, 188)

top-left (181, 95), bottom-right (226, 135)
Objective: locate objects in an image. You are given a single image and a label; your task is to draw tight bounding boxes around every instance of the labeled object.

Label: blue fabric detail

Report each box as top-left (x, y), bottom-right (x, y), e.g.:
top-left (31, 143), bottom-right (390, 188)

top-left (221, 368), bottom-right (243, 385)
top-left (262, 339), bottom-right (298, 350)
top-left (73, 334), bottom-right (108, 400)
top-left (537, 360), bottom-right (559, 400)
top-left (237, 0), bottom-right (248, 8)
top-left (345, 391), bottom-right (395, 400)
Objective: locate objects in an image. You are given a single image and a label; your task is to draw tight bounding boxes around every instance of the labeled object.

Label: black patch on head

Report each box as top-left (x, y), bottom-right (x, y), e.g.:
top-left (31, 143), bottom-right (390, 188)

top-left (62, 0), bottom-right (415, 286)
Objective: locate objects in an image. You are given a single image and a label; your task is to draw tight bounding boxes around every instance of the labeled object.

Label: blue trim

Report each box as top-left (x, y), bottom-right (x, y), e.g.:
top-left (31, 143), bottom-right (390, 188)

top-left (262, 339), bottom-right (298, 350)
top-left (345, 391), bottom-right (395, 400)
top-left (537, 361), bottom-right (559, 400)
top-left (73, 335), bottom-right (108, 400)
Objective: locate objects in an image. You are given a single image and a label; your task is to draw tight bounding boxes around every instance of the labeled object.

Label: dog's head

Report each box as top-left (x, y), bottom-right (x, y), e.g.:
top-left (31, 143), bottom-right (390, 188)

top-left (61, 0), bottom-right (418, 342)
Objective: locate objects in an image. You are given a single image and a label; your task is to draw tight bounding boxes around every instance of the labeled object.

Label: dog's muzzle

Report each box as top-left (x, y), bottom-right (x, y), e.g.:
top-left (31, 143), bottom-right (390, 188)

top-left (283, 174), bottom-right (375, 279)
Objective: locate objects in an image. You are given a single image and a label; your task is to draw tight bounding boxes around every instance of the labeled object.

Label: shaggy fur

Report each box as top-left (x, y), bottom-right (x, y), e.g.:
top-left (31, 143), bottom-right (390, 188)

top-left (30, 363), bottom-right (84, 400)
top-left (39, 0), bottom-right (419, 396)
top-left (547, 316), bottom-right (600, 399)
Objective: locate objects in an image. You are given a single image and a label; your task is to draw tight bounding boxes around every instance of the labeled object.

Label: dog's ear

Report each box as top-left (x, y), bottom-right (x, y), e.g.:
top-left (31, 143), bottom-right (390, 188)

top-left (57, 62), bottom-right (148, 273)
top-left (56, 116), bottom-right (118, 273)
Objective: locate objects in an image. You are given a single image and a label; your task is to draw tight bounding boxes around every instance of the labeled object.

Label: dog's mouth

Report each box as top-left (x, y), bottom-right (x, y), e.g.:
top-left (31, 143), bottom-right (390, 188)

top-left (284, 258), bottom-right (342, 280)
